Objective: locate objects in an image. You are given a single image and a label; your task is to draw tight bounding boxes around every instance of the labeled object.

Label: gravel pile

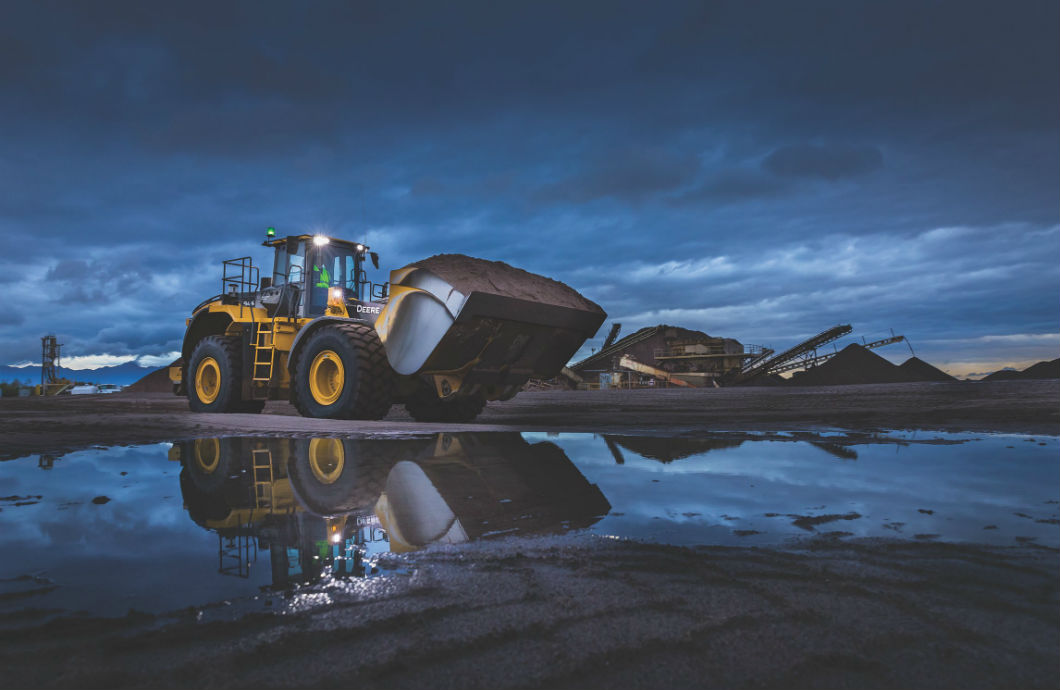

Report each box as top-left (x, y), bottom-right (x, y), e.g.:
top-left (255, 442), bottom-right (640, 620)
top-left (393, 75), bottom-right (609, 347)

top-left (791, 344), bottom-right (906, 386)
top-left (124, 360), bottom-right (178, 393)
top-left (897, 356), bottom-right (956, 382)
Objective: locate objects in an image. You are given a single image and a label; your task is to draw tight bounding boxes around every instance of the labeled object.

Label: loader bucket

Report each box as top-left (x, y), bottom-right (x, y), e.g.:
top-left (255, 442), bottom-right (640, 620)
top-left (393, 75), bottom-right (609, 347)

top-left (375, 255), bottom-right (605, 392)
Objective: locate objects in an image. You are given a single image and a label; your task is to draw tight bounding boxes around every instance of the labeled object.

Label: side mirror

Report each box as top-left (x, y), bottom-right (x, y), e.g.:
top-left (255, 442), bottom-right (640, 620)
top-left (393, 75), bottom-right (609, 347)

top-left (369, 252), bottom-right (380, 270)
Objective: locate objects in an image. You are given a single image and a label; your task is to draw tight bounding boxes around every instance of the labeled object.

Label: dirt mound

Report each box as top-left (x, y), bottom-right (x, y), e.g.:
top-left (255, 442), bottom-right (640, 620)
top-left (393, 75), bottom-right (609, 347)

top-left (790, 344), bottom-right (905, 386)
top-left (409, 254), bottom-right (604, 313)
top-left (982, 358), bottom-right (1060, 381)
top-left (897, 357), bottom-right (956, 382)
top-left (125, 360), bottom-right (179, 393)
top-left (1018, 358), bottom-right (1060, 379)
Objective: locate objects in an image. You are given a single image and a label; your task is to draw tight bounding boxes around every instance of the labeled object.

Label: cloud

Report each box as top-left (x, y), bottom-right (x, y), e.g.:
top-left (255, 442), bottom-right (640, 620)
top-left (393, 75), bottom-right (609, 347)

top-left (0, 1), bottom-right (1055, 373)
top-left (762, 144), bottom-right (884, 180)
top-left (567, 222), bottom-right (1059, 363)
top-left (536, 147), bottom-right (701, 203)
top-left (137, 352), bottom-right (181, 367)
top-left (56, 354), bottom-right (138, 369)
top-left (671, 169), bottom-right (790, 205)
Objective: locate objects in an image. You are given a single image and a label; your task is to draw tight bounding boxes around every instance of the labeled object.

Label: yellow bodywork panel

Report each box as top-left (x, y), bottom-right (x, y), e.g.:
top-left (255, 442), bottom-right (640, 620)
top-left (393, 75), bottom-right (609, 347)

top-left (173, 301), bottom-right (314, 391)
top-left (203, 479), bottom-right (298, 530)
top-left (196, 302), bottom-right (313, 355)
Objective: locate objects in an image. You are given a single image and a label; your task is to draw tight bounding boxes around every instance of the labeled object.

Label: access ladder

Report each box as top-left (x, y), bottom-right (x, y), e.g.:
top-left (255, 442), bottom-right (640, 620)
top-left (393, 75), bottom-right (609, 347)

top-left (252, 447), bottom-right (274, 510)
top-left (252, 320), bottom-right (276, 383)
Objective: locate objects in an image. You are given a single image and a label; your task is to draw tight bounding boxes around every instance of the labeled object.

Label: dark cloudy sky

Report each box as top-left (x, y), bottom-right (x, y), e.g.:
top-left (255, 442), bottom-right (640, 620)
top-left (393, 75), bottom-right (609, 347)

top-left (2, 1), bottom-right (1057, 376)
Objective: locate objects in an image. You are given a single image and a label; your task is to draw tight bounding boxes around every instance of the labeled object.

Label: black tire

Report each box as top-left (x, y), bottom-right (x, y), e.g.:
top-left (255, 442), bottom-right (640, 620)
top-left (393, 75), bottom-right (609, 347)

top-left (187, 335), bottom-right (246, 413)
top-left (292, 324), bottom-right (394, 419)
top-left (404, 383), bottom-right (487, 423)
top-left (287, 438), bottom-right (402, 516)
top-left (180, 437), bottom-right (236, 493)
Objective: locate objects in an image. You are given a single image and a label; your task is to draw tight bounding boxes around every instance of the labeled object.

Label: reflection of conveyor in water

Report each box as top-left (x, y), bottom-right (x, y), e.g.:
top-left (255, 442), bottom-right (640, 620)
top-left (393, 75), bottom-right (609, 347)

top-left (173, 433), bottom-right (610, 588)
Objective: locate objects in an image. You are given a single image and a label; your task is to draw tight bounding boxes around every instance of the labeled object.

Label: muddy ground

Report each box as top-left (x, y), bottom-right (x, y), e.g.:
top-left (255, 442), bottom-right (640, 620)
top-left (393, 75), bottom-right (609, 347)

top-left (1, 536), bottom-right (1056, 690)
top-left (1, 379), bottom-right (1057, 459)
top-left (1, 380), bottom-right (1058, 688)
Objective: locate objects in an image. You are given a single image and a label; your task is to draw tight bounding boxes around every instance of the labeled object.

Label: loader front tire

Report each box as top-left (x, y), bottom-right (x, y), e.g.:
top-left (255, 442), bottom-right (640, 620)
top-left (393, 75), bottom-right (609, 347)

top-left (292, 324), bottom-right (394, 420)
top-left (187, 335), bottom-right (246, 413)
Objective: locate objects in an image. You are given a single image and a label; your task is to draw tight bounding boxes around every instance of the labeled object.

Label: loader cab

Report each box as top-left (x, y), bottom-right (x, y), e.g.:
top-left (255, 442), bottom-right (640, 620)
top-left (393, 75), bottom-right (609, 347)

top-left (264, 234), bottom-right (375, 317)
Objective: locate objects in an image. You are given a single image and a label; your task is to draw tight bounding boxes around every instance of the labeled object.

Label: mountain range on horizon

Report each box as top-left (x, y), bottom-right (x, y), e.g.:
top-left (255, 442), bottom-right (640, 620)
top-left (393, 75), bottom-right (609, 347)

top-left (0, 361), bottom-right (175, 387)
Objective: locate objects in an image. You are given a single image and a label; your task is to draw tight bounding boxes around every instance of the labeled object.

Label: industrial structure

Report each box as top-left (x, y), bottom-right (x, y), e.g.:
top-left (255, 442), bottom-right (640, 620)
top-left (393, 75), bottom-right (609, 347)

top-left (568, 323), bottom-right (909, 389)
top-left (39, 334), bottom-right (72, 396)
top-left (570, 324), bottom-right (768, 388)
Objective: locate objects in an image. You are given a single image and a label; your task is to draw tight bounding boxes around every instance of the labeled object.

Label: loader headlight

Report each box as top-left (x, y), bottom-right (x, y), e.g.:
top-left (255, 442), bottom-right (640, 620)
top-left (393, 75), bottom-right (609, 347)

top-left (355, 244), bottom-right (364, 252)
top-left (313, 235), bottom-right (330, 246)
top-left (328, 287), bottom-right (345, 308)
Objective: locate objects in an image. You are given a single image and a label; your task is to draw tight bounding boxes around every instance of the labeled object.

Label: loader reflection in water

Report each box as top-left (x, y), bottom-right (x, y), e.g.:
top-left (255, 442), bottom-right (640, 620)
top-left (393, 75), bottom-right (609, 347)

top-left (174, 433), bottom-right (610, 589)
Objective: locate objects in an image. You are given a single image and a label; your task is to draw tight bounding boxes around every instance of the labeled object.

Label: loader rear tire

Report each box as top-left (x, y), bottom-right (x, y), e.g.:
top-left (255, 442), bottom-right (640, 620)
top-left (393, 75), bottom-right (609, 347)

top-left (292, 324), bottom-right (394, 420)
top-left (187, 335), bottom-right (246, 413)
top-left (404, 385), bottom-right (487, 423)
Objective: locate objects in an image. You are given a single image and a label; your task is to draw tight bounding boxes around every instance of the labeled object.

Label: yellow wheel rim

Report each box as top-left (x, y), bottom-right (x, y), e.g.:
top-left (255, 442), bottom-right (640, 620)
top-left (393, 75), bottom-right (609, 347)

top-left (308, 350), bottom-right (344, 406)
top-left (308, 438), bottom-right (345, 484)
top-left (192, 438), bottom-right (221, 474)
top-left (195, 357), bottom-right (221, 404)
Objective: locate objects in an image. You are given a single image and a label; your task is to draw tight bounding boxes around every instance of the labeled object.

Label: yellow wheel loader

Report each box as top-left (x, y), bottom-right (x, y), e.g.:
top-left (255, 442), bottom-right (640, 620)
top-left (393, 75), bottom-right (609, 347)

top-left (170, 230), bottom-right (605, 422)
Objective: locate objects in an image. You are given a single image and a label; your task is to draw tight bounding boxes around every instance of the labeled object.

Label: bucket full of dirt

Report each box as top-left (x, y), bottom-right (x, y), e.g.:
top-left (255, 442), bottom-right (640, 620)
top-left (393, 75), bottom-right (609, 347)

top-left (376, 254), bottom-right (606, 390)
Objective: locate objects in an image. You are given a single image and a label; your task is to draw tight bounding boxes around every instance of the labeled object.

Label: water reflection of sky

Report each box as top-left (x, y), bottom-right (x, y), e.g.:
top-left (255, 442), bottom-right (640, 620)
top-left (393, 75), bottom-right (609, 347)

top-left (523, 432), bottom-right (1060, 548)
top-left (0, 444), bottom-right (280, 616)
top-left (1, 432), bottom-right (1056, 619)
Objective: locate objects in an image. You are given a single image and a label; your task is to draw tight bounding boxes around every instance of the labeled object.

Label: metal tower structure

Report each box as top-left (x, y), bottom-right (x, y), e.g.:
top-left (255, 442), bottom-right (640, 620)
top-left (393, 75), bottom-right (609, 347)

top-left (41, 334), bottom-right (62, 386)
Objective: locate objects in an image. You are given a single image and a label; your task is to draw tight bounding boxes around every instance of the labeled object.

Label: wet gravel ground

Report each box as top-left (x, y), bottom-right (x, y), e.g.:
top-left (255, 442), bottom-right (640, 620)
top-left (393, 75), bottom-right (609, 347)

top-left (0, 535), bottom-right (1056, 689)
top-left (1, 381), bottom-right (1057, 688)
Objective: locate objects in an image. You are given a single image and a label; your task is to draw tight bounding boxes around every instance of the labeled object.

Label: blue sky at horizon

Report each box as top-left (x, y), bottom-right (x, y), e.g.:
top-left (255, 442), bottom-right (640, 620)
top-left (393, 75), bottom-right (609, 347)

top-left (1, 1), bottom-right (1057, 378)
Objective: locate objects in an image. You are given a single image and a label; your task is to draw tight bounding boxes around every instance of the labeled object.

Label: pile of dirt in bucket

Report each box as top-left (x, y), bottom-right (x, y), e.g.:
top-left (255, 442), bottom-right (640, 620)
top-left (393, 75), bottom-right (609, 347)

top-left (982, 358), bottom-right (1060, 381)
top-left (409, 254), bottom-right (604, 313)
top-left (790, 345), bottom-right (907, 386)
top-left (897, 357), bottom-right (956, 382)
top-left (124, 360), bottom-right (179, 393)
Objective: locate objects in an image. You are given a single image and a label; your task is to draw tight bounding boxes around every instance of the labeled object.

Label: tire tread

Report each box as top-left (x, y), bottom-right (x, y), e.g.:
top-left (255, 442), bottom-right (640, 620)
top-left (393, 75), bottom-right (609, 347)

top-left (292, 323), bottom-right (394, 420)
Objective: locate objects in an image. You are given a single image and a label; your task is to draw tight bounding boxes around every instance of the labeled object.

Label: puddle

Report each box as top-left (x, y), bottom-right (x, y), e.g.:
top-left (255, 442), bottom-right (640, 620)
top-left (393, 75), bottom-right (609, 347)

top-left (0, 430), bottom-right (1056, 619)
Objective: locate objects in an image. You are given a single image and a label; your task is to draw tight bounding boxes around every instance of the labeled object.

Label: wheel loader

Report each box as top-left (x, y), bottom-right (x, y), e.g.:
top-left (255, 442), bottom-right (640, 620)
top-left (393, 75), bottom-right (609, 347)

top-left (173, 432), bottom-right (610, 585)
top-left (170, 230), bottom-right (605, 421)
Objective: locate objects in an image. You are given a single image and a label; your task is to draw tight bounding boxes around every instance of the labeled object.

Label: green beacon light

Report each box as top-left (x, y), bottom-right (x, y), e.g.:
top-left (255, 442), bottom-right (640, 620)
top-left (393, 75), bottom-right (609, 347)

top-left (266, 226), bottom-right (275, 238)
